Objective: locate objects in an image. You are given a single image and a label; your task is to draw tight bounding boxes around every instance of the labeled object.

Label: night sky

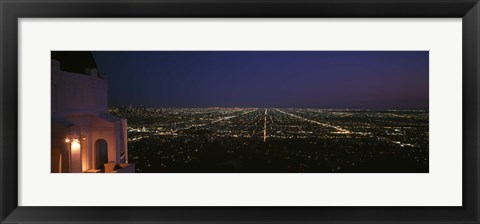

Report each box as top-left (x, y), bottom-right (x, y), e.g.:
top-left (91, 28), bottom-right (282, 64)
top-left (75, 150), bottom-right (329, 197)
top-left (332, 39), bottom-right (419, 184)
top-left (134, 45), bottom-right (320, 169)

top-left (92, 51), bottom-right (429, 109)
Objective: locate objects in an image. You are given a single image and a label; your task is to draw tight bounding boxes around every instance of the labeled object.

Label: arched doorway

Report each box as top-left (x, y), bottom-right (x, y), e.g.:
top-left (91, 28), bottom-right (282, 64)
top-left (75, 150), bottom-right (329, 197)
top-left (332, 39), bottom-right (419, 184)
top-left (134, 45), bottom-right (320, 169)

top-left (94, 139), bottom-right (108, 170)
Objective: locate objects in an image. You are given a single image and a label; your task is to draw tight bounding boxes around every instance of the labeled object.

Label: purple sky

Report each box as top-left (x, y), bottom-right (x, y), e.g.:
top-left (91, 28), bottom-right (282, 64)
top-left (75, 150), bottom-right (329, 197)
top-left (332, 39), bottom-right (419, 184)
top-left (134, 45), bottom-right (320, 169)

top-left (92, 51), bottom-right (428, 109)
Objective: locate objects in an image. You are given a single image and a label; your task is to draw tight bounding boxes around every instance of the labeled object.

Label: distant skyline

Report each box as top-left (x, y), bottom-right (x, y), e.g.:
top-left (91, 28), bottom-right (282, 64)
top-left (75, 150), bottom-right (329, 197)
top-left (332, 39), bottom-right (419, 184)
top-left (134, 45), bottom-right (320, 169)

top-left (92, 51), bottom-right (429, 109)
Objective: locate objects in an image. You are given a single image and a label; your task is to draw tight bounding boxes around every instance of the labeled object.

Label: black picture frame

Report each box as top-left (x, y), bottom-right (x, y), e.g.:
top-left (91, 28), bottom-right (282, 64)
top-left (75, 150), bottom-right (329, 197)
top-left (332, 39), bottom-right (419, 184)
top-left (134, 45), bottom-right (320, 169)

top-left (1, 0), bottom-right (479, 223)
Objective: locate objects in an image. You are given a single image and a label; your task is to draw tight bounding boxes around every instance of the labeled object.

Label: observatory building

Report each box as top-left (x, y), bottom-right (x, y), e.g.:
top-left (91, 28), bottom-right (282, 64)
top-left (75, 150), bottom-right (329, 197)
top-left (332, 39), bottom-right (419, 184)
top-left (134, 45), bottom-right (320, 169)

top-left (51, 52), bottom-right (134, 173)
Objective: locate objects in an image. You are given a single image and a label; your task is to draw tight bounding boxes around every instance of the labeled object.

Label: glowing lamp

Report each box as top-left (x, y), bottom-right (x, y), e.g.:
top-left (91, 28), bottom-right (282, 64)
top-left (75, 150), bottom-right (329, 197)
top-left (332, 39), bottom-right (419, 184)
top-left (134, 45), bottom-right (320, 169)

top-left (71, 139), bottom-right (81, 152)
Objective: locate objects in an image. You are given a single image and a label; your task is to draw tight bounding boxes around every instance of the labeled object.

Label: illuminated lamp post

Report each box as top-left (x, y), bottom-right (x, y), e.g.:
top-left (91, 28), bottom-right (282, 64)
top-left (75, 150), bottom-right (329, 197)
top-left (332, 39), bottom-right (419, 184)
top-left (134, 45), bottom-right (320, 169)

top-left (65, 135), bottom-right (86, 173)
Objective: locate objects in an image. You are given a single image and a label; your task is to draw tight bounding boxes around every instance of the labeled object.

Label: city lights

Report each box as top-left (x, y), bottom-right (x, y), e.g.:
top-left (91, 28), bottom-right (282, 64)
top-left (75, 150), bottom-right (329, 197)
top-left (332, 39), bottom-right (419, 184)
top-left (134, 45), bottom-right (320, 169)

top-left (111, 107), bottom-right (428, 173)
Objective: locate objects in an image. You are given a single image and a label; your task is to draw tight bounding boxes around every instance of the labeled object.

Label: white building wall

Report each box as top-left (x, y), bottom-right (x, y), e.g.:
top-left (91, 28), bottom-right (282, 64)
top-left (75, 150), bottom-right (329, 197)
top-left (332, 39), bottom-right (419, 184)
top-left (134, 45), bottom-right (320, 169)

top-left (51, 59), bottom-right (130, 172)
top-left (51, 60), bottom-right (108, 118)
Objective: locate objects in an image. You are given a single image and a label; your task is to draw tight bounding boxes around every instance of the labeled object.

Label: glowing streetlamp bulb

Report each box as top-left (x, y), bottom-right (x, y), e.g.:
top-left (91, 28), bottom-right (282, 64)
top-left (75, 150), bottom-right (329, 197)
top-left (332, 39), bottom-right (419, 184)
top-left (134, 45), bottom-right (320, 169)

top-left (65, 138), bottom-right (70, 143)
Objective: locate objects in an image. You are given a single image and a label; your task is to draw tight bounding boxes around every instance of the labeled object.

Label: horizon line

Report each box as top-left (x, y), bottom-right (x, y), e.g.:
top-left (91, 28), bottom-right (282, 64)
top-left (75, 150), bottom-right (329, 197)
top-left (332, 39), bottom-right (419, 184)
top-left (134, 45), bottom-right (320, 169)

top-left (109, 106), bottom-right (429, 111)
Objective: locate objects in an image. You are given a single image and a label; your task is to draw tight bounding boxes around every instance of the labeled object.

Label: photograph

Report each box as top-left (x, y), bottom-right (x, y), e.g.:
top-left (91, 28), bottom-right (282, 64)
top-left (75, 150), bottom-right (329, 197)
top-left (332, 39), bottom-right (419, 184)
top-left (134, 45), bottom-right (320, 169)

top-left (4, 0), bottom-right (478, 222)
top-left (51, 51), bottom-right (429, 173)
